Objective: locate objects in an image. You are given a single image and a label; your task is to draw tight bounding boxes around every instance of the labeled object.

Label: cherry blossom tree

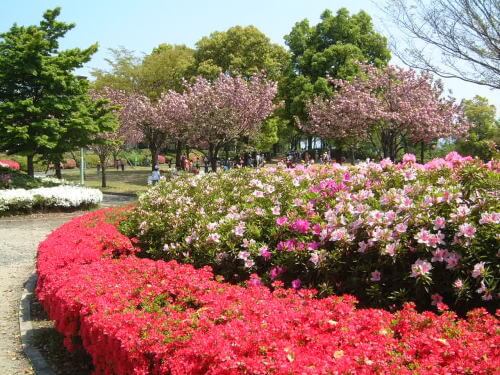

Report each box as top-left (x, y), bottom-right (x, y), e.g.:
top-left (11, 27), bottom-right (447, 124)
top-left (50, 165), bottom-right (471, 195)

top-left (99, 88), bottom-right (167, 170)
top-left (156, 89), bottom-right (192, 168)
top-left (180, 73), bottom-right (277, 171)
top-left (304, 65), bottom-right (469, 161)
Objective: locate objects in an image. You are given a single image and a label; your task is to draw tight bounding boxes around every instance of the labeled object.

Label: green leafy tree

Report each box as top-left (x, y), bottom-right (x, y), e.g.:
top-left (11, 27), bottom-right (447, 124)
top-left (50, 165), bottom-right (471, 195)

top-left (194, 25), bottom-right (290, 81)
top-left (282, 8), bottom-right (391, 130)
top-left (91, 47), bottom-right (142, 93)
top-left (456, 96), bottom-right (499, 161)
top-left (44, 94), bottom-right (117, 179)
top-left (0, 8), bottom-right (98, 176)
top-left (140, 44), bottom-right (195, 99)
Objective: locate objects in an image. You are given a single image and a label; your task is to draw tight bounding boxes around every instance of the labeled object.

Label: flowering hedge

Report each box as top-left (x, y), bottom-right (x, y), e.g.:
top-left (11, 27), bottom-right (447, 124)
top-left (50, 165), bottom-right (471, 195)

top-left (0, 185), bottom-right (102, 215)
top-left (0, 159), bottom-right (21, 170)
top-left (121, 153), bottom-right (499, 312)
top-left (37, 210), bottom-right (499, 374)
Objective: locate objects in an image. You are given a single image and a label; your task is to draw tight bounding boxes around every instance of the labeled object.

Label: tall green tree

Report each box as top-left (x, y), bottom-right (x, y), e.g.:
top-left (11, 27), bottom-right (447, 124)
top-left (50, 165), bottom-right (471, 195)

top-left (0, 8), bottom-right (98, 176)
top-left (282, 8), bottom-right (391, 126)
top-left (140, 44), bottom-right (195, 99)
top-left (194, 25), bottom-right (290, 81)
top-left (91, 47), bottom-right (142, 93)
top-left (456, 96), bottom-right (499, 161)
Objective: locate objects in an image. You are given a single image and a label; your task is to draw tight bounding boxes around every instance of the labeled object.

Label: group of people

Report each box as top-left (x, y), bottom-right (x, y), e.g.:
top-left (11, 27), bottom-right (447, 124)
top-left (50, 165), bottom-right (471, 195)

top-left (96, 159), bottom-right (126, 174)
top-left (285, 150), bottom-right (334, 168)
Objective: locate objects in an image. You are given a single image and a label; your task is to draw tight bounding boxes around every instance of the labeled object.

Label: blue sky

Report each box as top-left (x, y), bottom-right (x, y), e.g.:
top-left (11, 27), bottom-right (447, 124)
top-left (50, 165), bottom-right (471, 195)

top-left (1, 0), bottom-right (498, 110)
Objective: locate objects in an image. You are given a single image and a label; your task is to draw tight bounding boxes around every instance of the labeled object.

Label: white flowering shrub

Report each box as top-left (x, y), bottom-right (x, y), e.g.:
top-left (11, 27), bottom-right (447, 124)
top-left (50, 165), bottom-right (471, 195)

top-left (0, 185), bottom-right (103, 215)
top-left (121, 153), bottom-right (499, 312)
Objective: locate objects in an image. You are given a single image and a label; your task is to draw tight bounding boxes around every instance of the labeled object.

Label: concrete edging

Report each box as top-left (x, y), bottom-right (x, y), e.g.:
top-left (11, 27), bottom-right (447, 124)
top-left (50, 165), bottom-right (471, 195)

top-left (19, 272), bottom-right (55, 375)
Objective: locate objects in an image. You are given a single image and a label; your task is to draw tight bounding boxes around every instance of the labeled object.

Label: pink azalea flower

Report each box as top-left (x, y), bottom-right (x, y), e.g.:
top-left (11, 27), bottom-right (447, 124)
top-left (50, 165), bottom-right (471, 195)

top-left (395, 223), bottom-right (407, 234)
top-left (410, 259), bottom-right (433, 278)
top-left (453, 279), bottom-right (464, 289)
top-left (291, 219), bottom-right (310, 234)
top-left (233, 222), bottom-right (246, 237)
top-left (457, 223), bottom-right (476, 238)
top-left (270, 266), bottom-right (285, 280)
top-left (259, 246), bottom-right (271, 260)
top-left (472, 262), bottom-right (486, 278)
top-left (445, 251), bottom-right (461, 269)
top-left (431, 248), bottom-right (449, 263)
top-left (402, 153), bottom-right (416, 164)
top-left (479, 212), bottom-right (500, 225)
top-left (358, 241), bottom-right (368, 253)
top-left (431, 293), bottom-right (443, 306)
top-left (276, 216), bottom-right (288, 226)
top-left (370, 270), bottom-right (381, 282)
top-left (271, 205), bottom-right (281, 215)
top-left (433, 217), bottom-right (446, 230)
top-left (291, 279), bottom-right (302, 289)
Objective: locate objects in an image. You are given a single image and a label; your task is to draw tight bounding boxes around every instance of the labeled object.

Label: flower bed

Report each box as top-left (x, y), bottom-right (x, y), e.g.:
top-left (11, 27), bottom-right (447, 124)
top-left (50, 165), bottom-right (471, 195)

top-left (121, 153), bottom-right (499, 312)
top-left (37, 210), bottom-right (499, 374)
top-left (0, 185), bottom-right (103, 215)
top-left (0, 159), bottom-right (21, 170)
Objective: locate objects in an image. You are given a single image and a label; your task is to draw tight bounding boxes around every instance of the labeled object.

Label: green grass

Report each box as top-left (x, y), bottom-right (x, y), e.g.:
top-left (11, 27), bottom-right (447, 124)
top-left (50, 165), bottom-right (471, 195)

top-left (62, 166), bottom-right (156, 195)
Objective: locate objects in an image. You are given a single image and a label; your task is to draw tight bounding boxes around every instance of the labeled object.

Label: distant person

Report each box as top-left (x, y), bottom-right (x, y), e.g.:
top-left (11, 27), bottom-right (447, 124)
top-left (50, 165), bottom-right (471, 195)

top-left (120, 160), bottom-right (125, 171)
top-left (203, 157), bottom-right (209, 173)
top-left (151, 165), bottom-right (161, 185)
top-left (96, 163), bottom-right (101, 174)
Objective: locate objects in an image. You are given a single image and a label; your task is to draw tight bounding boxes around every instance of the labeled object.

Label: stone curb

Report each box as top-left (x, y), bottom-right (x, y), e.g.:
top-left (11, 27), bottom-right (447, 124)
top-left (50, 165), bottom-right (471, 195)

top-left (19, 272), bottom-right (55, 375)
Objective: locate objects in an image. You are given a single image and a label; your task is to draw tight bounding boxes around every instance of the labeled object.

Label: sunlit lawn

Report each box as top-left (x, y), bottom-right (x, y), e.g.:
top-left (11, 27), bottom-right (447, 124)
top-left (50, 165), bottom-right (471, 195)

top-left (62, 166), bottom-right (155, 195)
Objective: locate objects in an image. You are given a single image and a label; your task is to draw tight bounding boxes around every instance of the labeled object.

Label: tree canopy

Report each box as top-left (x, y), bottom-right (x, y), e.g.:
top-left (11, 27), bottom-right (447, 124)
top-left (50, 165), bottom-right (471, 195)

top-left (282, 8), bottom-right (392, 121)
top-left (194, 25), bottom-right (290, 81)
top-left (456, 96), bottom-right (499, 160)
top-left (0, 7), bottom-right (103, 176)
top-left (304, 65), bottom-right (469, 161)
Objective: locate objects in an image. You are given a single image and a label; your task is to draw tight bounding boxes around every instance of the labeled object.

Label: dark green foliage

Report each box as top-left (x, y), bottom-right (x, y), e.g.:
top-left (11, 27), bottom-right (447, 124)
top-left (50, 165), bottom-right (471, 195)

top-left (0, 8), bottom-right (103, 176)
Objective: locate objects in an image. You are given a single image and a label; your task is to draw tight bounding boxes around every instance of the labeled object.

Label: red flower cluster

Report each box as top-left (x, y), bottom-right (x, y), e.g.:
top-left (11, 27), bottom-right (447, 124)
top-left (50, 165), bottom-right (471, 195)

top-left (36, 210), bottom-right (499, 374)
top-left (0, 159), bottom-right (21, 170)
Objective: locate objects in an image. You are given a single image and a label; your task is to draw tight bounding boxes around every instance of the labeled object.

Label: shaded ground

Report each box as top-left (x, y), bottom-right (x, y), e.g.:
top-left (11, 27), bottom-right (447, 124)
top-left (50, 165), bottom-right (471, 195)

top-left (0, 194), bottom-right (135, 374)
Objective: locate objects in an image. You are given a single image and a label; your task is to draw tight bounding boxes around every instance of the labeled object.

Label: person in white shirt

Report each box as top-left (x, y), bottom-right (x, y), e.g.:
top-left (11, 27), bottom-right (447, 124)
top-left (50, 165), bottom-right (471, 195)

top-left (151, 165), bottom-right (161, 185)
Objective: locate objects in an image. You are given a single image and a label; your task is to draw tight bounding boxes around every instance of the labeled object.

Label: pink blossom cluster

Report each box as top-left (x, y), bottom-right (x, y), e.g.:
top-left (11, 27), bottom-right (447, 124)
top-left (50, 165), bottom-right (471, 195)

top-left (0, 159), bottom-right (21, 170)
top-left (37, 210), bottom-right (499, 374)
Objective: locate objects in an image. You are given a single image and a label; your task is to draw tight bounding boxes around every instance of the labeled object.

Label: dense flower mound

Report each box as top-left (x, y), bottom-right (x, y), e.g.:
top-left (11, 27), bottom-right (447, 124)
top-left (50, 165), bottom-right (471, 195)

top-left (0, 185), bottom-right (103, 215)
top-left (122, 152), bottom-right (499, 312)
top-left (37, 210), bottom-right (499, 374)
top-left (0, 159), bottom-right (21, 170)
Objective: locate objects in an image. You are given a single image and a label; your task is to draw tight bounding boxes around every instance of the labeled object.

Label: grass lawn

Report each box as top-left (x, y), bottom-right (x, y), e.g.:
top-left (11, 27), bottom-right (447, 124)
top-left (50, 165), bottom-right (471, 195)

top-left (62, 166), bottom-right (156, 195)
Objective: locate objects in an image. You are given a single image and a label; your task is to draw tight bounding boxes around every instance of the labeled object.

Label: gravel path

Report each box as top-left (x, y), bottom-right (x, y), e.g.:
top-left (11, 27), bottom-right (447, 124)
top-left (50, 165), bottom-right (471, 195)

top-left (0, 194), bottom-right (135, 374)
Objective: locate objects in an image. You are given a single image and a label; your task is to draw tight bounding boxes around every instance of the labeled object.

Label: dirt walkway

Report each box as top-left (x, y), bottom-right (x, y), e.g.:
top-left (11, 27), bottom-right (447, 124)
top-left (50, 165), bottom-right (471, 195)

top-left (0, 194), bottom-right (135, 374)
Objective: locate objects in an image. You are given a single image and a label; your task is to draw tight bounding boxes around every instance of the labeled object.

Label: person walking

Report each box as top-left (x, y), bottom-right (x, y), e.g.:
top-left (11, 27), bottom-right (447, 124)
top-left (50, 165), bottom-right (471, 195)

top-left (151, 165), bottom-right (161, 185)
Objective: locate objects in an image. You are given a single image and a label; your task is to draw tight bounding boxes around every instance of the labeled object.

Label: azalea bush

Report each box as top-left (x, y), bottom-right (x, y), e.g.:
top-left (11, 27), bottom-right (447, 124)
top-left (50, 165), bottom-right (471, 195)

top-left (0, 159), bottom-right (21, 170)
top-left (36, 210), bottom-right (499, 374)
top-left (122, 152), bottom-right (499, 312)
top-left (0, 185), bottom-right (103, 215)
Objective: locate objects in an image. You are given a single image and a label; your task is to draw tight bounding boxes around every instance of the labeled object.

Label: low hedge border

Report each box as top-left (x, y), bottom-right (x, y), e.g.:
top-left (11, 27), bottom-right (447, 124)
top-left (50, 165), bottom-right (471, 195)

top-left (36, 209), bottom-right (499, 374)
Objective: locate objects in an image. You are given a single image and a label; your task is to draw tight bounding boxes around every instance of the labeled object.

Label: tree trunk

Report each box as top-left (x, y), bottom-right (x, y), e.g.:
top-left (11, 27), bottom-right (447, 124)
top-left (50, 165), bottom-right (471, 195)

top-left (27, 155), bottom-right (34, 177)
top-left (209, 144), bottom-right (218, 172)
top-left (175, 141), bottom-right (182, 169)
top-left (99, 155), bottom-right (107, 188)
top-left (55, 161), bottom-right (62, 179)
top-left (307, 136), bottom-right (313, 151)
top-left (420, 142), bottom-right (425, 164)
top-left (150, 146), bottom-right (159, 171)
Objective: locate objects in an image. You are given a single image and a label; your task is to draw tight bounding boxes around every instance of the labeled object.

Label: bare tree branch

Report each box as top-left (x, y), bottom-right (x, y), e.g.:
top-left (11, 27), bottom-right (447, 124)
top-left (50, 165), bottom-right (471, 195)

top-left (383, 0), bottom-right (500, 89)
